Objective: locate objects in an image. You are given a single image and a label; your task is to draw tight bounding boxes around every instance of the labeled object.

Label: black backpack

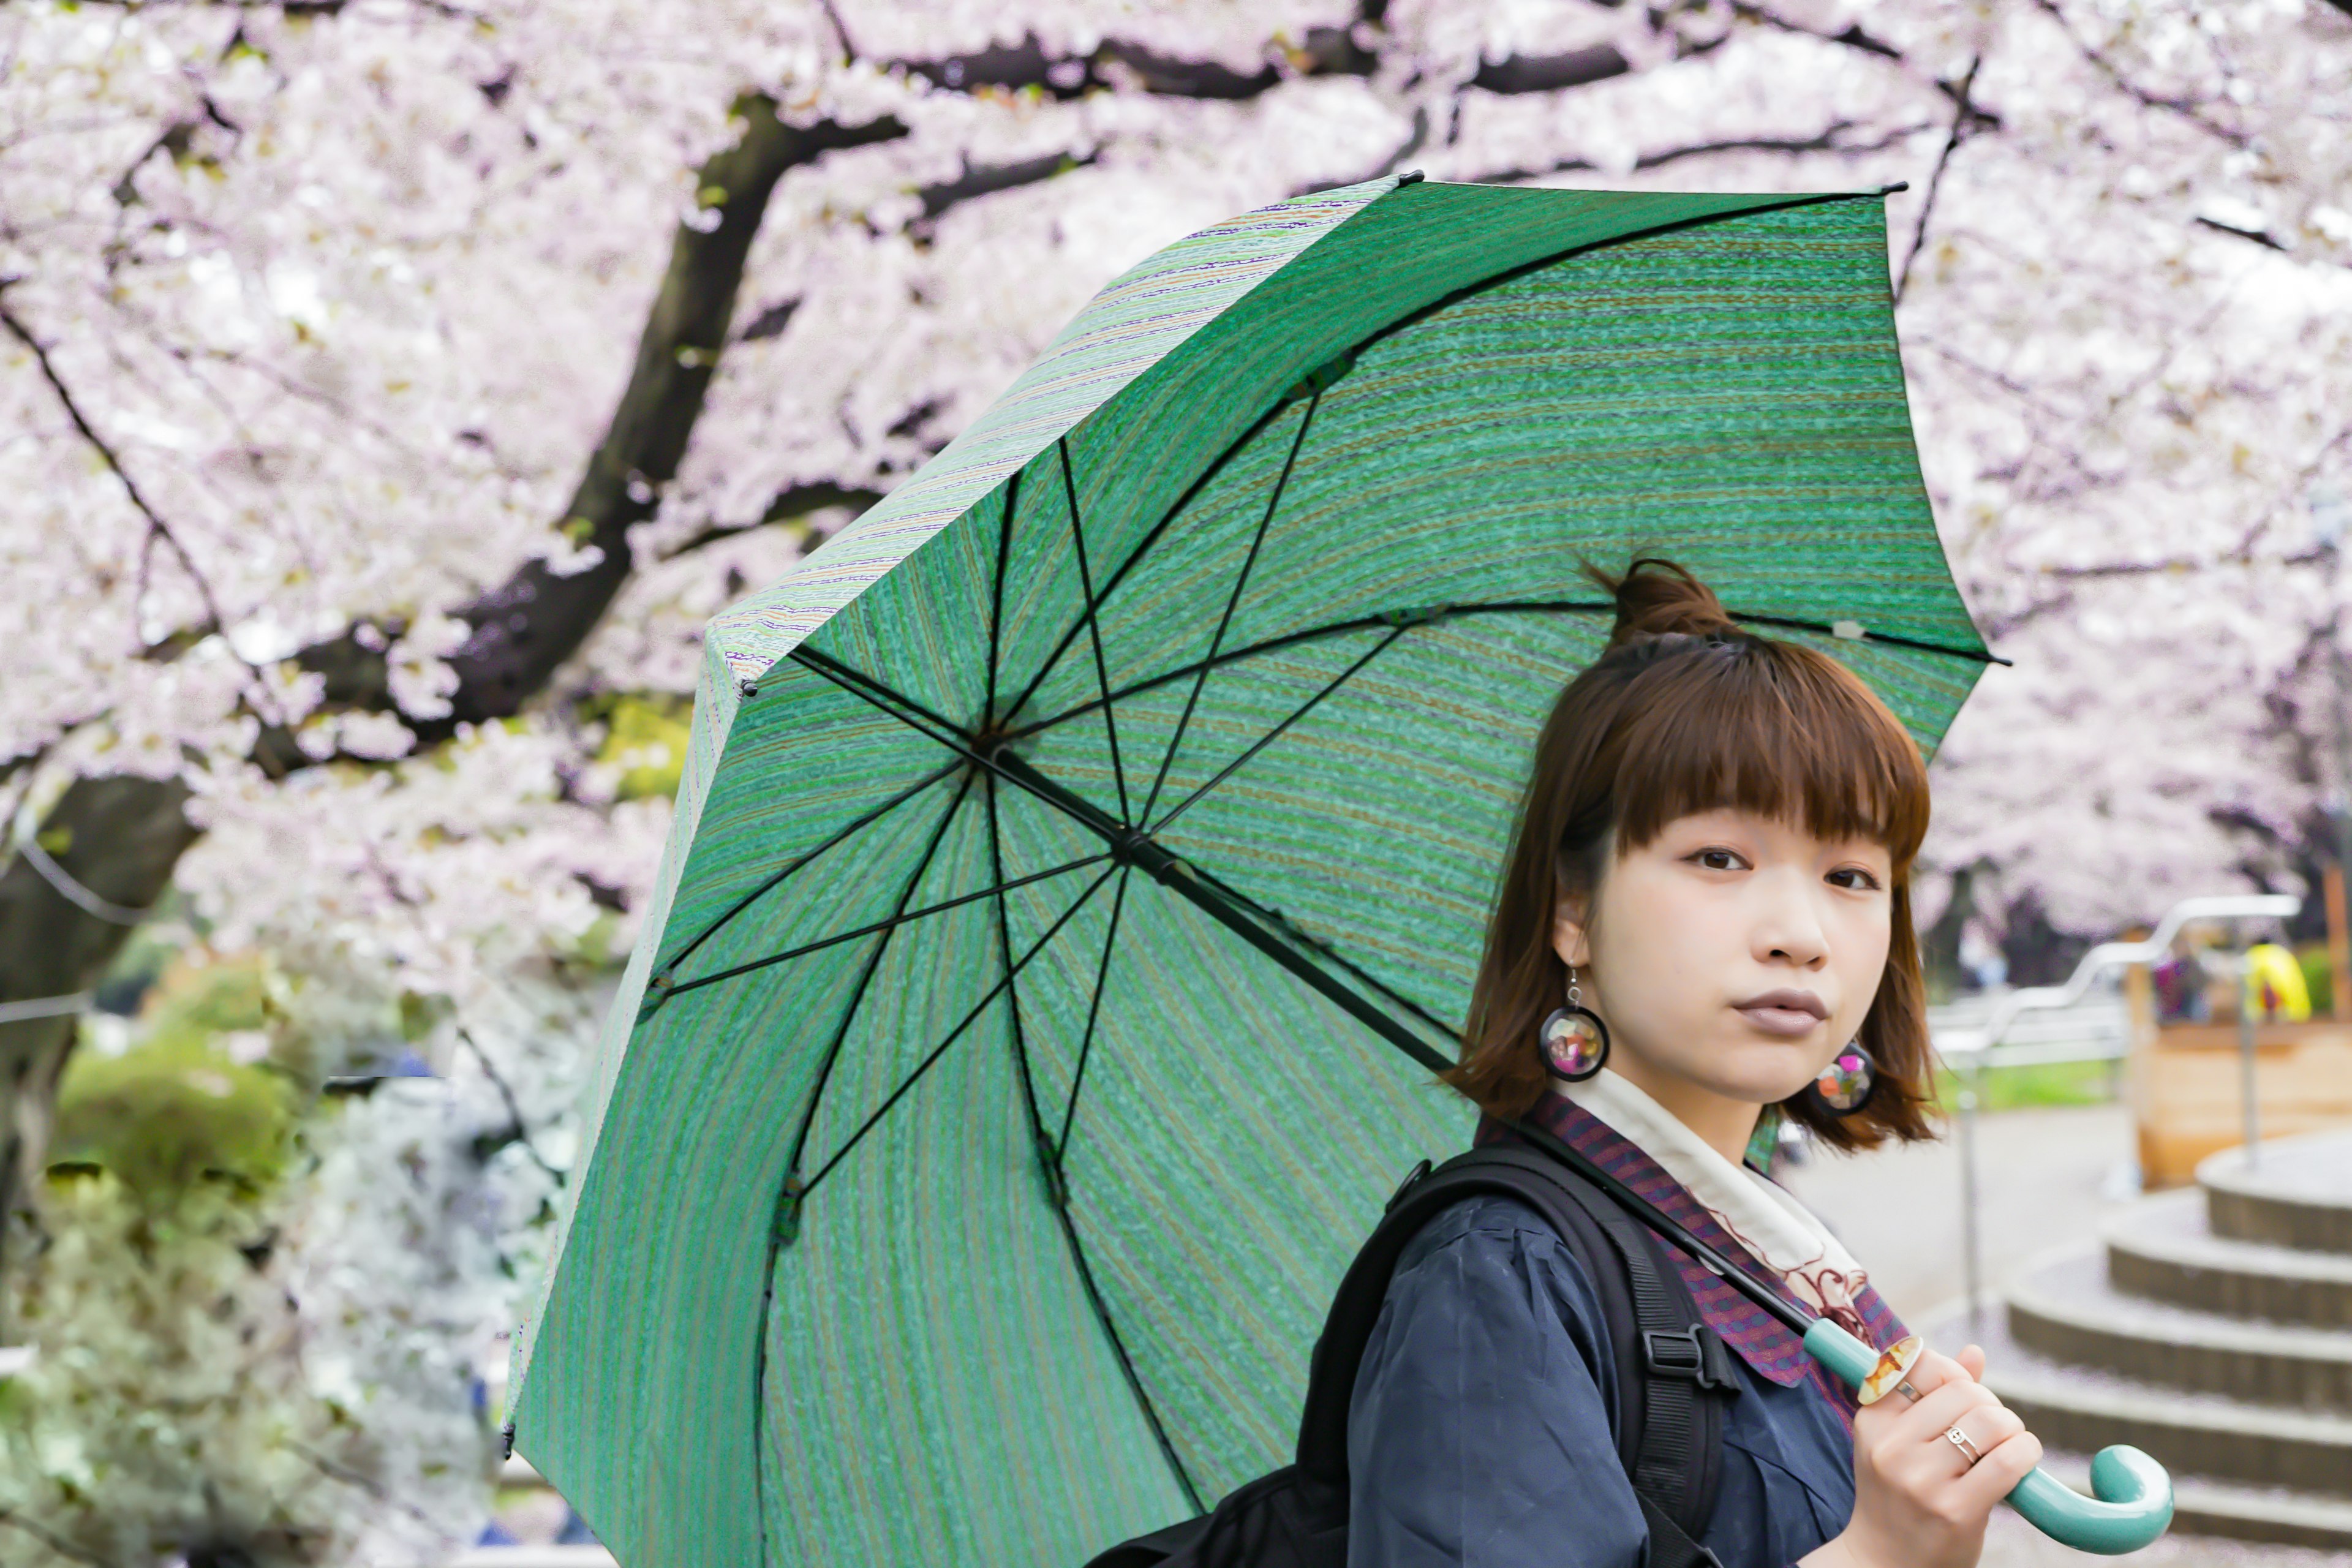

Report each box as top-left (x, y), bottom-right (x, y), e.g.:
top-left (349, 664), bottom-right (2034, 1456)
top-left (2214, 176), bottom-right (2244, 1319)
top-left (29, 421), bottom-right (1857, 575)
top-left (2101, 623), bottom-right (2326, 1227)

top-left (1084, 1144), bottom-right (1741, 1568)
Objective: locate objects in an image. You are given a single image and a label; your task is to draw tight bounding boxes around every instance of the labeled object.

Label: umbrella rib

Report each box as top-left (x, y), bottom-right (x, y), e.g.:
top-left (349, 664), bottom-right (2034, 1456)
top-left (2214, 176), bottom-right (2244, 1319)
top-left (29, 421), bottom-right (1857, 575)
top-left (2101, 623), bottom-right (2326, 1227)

top-left (1054, 864), bottom-right (1129, 1163)
top-left (798, 864), bottom-right (1118, 1200)
top-left (991, 185), bottom-right (1975, 734)
top-left (1185, 859), bottom-right (1462, 1044)
top-left (650, 758), bottom-right (963, 984)
top-left (792, 644), bottom-right (986, 763)
top-left (986, 469), bottom-right (1018, 724)
top-left (1148, 622), bottom-right (1409, 837)
top-left (748, 773), bottom-right (973, 1567)
top-left (780, 769), bottom-right (976, 1178)
top-left (777, 643), bottom-right (978, 748)
top-left (981, 769), bottom-right (1051, 1158)
top-left (1137, 388), bottom-right (1319, 827)
top-left (1044, 1167), bottom-right (1207, 1515)
top-left (995, 390), bottom-right (1306, 731)
top-left (788, 644), bottom-right (1140, 878)
top-left (663, 848), bottom-right (1109, 1001)
top-left (1058, 436), bottom-right (1131, 826)
top-left (1009, 598), bottom-right (2003, 742)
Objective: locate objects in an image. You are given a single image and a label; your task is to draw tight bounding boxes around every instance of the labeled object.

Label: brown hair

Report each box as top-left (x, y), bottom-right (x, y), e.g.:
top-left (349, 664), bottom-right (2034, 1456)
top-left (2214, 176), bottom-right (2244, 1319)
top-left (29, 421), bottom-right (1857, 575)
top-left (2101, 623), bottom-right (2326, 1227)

top-left (1447, 557), bottom-right (1936, 1152)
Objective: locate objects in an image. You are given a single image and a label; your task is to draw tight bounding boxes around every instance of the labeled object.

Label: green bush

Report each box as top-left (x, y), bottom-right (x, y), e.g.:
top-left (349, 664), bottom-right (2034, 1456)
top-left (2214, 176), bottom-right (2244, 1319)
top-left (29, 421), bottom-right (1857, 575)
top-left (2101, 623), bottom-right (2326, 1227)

top-left (1932, 1058), bottom-right (2117, 1113)
top-left (52, 1039), bottom-right (294, 1200)
top-left (2299, 942), bottom-right (2335, 1019)
top-left (592, 692), bottom-right (692, 801)
top-left (52, 954), bottom-right (295, 1202)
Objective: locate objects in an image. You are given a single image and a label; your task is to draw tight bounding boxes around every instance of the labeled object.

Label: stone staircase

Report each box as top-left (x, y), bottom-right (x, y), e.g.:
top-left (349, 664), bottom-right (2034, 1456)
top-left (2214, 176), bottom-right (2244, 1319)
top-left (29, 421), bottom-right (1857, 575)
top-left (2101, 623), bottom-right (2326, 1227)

top-left (1937, 1129), bottom-right (2352, 1549)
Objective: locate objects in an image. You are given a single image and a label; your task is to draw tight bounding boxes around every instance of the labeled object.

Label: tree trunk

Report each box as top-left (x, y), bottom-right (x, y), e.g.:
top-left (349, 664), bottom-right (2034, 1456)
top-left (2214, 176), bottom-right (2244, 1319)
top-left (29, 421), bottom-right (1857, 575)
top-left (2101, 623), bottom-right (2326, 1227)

top-left (0, 100), bottom-right (907, 1286)
top-left (0, 775), bottom-right (195, 1308)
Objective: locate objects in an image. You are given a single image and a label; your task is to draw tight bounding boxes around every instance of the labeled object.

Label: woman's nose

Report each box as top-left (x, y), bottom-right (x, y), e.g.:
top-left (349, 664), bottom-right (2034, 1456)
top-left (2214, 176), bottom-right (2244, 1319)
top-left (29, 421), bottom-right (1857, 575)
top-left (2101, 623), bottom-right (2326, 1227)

top-left (1757, 875), bottom-right (1830, 967)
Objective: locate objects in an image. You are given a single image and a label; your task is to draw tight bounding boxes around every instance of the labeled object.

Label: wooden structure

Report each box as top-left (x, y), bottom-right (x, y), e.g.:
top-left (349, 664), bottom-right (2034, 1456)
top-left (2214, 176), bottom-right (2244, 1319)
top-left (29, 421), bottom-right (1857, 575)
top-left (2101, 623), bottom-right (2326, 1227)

top-left (2126, 965), bottom-right (2352, 1186)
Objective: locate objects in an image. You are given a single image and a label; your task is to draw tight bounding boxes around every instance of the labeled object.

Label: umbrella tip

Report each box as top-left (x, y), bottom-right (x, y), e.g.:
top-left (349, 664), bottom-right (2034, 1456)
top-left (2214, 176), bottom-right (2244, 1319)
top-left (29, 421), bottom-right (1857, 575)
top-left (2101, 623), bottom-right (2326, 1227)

top-left (1879, 181), bottom-right (1911, 195)
top-left (1395, 169), bottom-right (1425, 186)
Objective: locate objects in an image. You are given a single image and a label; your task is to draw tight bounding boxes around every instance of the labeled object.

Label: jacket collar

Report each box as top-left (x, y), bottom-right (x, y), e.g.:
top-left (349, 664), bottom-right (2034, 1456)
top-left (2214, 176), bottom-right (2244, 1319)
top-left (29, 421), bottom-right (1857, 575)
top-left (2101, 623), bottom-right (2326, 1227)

top-left (1479, 1093), bottom-right (1907, 1412)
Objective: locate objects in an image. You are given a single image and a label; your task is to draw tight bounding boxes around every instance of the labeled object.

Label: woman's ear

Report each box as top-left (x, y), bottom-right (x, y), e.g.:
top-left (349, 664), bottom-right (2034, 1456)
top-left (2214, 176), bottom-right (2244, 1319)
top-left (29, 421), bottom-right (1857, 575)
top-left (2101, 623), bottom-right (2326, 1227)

top-left (1551, 895), bottom-right (1591, 969)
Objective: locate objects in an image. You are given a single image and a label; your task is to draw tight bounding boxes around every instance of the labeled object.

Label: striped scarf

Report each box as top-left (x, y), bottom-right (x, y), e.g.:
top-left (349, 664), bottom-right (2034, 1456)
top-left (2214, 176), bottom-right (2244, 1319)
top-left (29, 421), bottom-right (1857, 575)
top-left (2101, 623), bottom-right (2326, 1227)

top-left (1477, 1079), bottom-right (1908, 1424)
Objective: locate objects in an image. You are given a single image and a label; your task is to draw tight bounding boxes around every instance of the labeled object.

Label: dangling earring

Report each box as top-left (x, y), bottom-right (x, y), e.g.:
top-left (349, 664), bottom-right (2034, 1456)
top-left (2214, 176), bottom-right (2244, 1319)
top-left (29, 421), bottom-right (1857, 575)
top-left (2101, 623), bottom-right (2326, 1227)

top-left (1804, 1041), bottom-right (1877, 1116)
top-left (1540, 965), bottom-right (1610, 1082)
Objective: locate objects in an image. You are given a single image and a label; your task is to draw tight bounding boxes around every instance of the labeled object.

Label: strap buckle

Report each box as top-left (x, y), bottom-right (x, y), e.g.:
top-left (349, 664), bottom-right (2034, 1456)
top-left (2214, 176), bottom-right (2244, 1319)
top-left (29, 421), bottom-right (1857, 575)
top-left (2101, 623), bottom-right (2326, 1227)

top-left (1643, 1325), bottom-right (1740, 1393)
top-left (1383, 1158), bottom-right (1433, 1214)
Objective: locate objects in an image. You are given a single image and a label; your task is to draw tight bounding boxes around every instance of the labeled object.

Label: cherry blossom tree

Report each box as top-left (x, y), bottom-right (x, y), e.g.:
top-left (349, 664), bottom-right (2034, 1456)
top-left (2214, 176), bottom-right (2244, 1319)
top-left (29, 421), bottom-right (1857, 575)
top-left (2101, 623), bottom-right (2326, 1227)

top-left (2, 0), bottom-right (2348, 1553)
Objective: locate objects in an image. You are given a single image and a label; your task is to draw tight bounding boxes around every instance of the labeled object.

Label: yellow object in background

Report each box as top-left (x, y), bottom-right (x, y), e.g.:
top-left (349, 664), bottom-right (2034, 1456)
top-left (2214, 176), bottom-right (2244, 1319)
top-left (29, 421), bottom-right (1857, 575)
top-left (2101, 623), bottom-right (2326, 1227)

top-left (2245, 942), bottom-right (2312, 1022)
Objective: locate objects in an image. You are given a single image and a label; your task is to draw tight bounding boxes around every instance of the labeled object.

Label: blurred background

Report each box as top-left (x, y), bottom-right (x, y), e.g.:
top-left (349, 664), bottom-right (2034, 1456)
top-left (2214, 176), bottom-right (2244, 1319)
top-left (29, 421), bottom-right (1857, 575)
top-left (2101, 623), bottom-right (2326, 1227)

top-left (2, 1), bottom-right (2350, 1562)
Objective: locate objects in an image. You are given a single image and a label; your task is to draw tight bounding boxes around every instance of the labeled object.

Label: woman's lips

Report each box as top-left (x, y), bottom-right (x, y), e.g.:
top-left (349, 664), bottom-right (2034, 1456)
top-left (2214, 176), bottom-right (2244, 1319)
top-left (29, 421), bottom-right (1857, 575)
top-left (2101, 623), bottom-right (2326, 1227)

top-left (1732, 990), bottom-right (1829, 1038)
top-left (1734, 1005), bottom-right (1825, 1038)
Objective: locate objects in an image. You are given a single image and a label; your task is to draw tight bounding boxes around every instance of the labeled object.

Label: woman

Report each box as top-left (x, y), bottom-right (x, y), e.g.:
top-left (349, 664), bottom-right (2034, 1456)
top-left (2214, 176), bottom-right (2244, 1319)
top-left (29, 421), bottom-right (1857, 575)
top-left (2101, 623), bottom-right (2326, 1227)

top-left (1345, 559), bottom-right (2041, 1568)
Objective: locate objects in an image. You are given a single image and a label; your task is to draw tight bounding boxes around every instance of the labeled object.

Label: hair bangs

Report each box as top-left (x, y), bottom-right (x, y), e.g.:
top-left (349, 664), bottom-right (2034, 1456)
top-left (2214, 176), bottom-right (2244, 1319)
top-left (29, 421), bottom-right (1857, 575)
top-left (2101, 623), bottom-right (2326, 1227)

top-left (1608, 640), bottom-right (1929, 869)
top-left (1451, 556), bottom-right (1939, 1148)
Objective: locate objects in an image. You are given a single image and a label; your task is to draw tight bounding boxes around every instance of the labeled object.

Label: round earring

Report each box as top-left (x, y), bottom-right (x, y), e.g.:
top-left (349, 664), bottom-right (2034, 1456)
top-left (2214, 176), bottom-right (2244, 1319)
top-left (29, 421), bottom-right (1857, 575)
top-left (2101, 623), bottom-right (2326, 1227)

top-left (1539, 966), bottom-right (1610, 1082)
top-left (1804, 1041), bottom-right (1877, 1116)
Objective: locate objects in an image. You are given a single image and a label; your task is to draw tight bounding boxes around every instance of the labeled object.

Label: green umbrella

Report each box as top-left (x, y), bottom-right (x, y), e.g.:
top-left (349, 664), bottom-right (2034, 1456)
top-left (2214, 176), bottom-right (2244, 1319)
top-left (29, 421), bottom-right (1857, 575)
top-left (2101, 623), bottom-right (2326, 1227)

top-left (508, 174), bottom-right (1995, 1566)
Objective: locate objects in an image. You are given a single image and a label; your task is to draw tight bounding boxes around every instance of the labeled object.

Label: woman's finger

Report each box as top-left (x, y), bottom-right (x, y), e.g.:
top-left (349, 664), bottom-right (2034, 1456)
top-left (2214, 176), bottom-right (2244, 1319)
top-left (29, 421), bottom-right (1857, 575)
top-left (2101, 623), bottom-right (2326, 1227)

top-left (1894, 1349), bottom-right (1977, 1400)
top-left (1939, 1405), bottom-right (2024, 1475)
top-left (1954, 1425), bottom-right (2045, 1509)
top-left (1958, 1404), bottom-right (2025, 1453)
top-left (1893, 1372), bottom-right (1999, 1446)
top-left (1954, 1343), bottom-right (1988, 1382)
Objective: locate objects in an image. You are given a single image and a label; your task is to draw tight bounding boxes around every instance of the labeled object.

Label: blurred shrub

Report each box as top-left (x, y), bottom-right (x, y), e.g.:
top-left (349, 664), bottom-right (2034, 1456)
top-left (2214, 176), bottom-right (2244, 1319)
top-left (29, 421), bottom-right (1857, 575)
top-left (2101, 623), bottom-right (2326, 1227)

top-left (4, 951), bottom-right (483, 1566)
top-left (590, 693), bottom-right (691, 801)
top-left (2298, 942), bottom-right (2334, 1019)
top-left (2, 1169), bottom-right (364, 1566)
top-left (1933, 1058), bottom-right (2117, 1113)
top-left (52, 954), bottom-right (296, 1200)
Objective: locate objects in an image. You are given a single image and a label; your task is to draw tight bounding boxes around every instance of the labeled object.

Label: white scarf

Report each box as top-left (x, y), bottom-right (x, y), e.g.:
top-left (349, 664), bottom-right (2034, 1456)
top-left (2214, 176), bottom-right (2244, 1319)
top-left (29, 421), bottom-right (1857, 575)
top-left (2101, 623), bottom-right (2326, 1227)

top-left (1554, 1069), bottom-right (1868, 1322)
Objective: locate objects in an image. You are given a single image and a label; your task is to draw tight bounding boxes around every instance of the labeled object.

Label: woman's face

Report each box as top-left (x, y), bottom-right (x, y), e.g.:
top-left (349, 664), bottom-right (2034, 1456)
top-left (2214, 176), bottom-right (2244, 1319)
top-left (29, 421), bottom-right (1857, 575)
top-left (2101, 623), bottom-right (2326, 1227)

top-left (1553, 807), bottom-right (1893, 1131)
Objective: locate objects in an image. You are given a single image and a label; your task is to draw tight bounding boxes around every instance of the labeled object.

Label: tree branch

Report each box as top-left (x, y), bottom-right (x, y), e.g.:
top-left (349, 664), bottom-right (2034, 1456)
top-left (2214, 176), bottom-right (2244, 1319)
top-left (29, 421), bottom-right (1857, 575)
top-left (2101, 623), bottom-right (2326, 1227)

top-left (1468, 118), bottom-right (1930, 185)
top-left (0, 1510), bottom-right (109, 1568)
top-left (2195, 214), bottom-right (2289, 252)
top-left (0, 99), bottom-right (908, 1276)
top-left (892, 28), bottom-right (1376, 101)
top-left (1469, 44), bottom-right (1632, 95)
top-left (1894, 54), bottom-right (1985, 303)
top-left (0, 775), bottom-right (198, 1283)
top-left (0, 293), bottom-right (228, 641)
top-left (2026, 0), bottom-right (2249, 149)
top-left (435, 99), bottom-right (906, 727)
top-left (910, 149), bottom-right (1098, 239)
top-left (456, 1027), bottom-right (561, 1184)
top-left (657, 480), bottom-right (886, 562)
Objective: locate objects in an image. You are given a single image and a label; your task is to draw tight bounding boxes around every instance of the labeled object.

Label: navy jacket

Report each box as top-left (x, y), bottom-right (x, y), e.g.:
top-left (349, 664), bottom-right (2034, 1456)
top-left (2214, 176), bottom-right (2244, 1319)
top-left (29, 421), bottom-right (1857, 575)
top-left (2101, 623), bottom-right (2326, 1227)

top-left (1345, 1193), bottom-right (1858, 1568)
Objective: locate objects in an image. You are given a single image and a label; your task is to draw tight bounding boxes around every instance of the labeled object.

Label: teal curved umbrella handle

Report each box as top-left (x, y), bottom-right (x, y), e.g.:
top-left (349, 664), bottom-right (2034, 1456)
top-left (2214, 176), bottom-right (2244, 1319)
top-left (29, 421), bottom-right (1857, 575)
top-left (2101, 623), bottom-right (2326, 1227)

top-left (1801, 1321), bottom-right (2173, 1555)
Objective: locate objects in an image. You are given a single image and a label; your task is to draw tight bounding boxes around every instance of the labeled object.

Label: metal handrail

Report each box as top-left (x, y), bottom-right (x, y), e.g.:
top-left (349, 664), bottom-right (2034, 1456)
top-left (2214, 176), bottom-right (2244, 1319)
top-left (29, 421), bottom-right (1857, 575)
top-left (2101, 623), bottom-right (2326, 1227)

top-left (1936, 894), bottom-right (2302, 1062)
top-left (1947, 892), bottom-right (2302, 1334)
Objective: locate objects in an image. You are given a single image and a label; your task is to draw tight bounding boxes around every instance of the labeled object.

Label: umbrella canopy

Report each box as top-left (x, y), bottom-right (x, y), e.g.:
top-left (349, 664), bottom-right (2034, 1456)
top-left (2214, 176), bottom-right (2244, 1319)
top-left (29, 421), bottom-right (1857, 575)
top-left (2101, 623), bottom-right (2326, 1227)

top-left (508, 173), bottom-right (1993, 1566)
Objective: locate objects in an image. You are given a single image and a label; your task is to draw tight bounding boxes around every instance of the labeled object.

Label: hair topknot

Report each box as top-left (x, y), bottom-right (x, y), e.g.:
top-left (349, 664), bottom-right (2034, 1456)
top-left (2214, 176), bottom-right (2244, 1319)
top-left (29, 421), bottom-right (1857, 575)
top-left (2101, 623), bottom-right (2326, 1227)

top-left (1450, 551), bottom-right (1937, 1148)
top-left (1588, 556), bottom-right (1743, 648)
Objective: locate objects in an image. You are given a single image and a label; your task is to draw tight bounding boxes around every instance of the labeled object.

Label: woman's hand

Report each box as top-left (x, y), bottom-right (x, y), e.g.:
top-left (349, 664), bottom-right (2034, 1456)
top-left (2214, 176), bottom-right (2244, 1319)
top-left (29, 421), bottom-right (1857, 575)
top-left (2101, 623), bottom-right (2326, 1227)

top-left (1798, 1344), bottom-right (2043, 1568)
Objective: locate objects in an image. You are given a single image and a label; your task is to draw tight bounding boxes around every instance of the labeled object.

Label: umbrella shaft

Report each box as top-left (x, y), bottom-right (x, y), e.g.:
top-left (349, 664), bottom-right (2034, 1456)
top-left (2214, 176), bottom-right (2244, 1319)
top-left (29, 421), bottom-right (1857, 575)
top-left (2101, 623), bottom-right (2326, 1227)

top-left (982, 748), bottom-right (1812, 1336)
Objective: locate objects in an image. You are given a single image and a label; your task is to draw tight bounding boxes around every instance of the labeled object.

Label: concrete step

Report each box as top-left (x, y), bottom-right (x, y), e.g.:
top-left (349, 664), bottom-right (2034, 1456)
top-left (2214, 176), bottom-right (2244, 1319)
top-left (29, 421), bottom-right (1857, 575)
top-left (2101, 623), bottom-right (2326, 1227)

top-left (2201, 1133), bottom-right (2352, 1255)
top-left (2106, 1188), bottom-right (2352, 1329)
top-left (1929, 1308), bottom-right (2352, 1499)
top-left (2006, 1249), bottom-right (2352, 1409)
top-left (2036, 1450), bottom-right (2352, 1550)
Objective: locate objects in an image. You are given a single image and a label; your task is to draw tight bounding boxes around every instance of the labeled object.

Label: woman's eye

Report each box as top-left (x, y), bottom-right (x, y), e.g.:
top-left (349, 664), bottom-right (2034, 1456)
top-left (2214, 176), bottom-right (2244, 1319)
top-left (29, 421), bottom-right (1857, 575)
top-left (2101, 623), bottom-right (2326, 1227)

top-left (1692, 848), bottom-right (1746, 872)
top-left (1828, 867), bottom-right (1883, 892)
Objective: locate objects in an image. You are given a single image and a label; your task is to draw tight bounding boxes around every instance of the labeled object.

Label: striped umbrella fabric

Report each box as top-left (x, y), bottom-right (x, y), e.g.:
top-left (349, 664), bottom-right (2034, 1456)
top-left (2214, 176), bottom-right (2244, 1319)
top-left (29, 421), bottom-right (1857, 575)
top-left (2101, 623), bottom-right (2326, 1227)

top-left (508, 174), bottom-right (1992, 1566)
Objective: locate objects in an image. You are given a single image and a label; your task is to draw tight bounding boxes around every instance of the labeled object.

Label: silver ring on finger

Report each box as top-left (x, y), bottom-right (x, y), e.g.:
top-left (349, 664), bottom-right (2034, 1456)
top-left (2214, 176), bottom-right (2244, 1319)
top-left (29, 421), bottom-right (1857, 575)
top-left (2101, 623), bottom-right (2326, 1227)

top-left (1945, 1425), bottom-right (1983, 1467)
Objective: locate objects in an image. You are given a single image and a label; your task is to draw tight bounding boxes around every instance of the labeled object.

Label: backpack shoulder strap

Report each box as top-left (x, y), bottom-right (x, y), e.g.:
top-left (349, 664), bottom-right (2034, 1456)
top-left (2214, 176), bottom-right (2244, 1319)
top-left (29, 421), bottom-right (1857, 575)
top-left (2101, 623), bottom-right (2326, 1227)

top-left (1294, 1147), bottom-right (1737, 1568)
